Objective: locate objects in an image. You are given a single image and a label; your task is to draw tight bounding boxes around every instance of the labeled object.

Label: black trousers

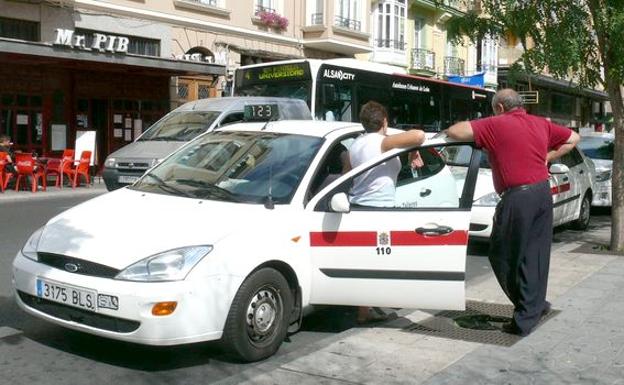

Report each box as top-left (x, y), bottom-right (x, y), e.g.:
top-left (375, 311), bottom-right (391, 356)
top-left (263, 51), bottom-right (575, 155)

top-left (489, 180), bottom-right (552, 334)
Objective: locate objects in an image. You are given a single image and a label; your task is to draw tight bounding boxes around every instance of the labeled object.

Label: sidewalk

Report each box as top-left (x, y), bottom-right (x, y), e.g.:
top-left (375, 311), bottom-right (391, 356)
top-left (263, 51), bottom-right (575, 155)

top-left (218, 217), bottom-right (622, 385)
top-left (0, 177), bottom-right (107, 203)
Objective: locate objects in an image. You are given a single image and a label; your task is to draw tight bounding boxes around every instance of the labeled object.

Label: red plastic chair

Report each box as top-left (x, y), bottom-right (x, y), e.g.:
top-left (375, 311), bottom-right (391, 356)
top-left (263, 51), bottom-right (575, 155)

top-left (47, 149), bottom-right (75, 188)
top-left (67, 150), bottom-right (91, 188)
top-left (14, 153), bottom-right (47, 193)
top-left (0, 151), bottom-right (6, 193)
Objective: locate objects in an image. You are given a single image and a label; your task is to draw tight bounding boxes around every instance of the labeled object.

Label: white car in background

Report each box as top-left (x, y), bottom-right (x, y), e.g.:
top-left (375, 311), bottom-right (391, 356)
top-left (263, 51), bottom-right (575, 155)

top-left (445, 146), bottom-right (596, 240)
top-left (579, 132), bottom-right (613, 207)
top-left (13, 120), bottom-right (482, 362)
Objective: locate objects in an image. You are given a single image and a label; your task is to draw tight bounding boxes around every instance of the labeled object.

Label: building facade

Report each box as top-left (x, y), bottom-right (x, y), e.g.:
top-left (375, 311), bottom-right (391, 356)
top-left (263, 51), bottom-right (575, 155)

top-left (365, 0), bottom-right (498, 89)
top-left (497, 32), bottom-right (608, 129)
top-left (0, 0), bottom-right (224, 167)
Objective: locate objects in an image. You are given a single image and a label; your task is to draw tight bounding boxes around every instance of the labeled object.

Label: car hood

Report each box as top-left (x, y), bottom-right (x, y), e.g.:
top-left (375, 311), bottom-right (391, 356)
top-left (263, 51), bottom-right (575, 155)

top-left (37, 188), bottom-right (267, 270)
top-left (108, 141), bottom-right (185, 161)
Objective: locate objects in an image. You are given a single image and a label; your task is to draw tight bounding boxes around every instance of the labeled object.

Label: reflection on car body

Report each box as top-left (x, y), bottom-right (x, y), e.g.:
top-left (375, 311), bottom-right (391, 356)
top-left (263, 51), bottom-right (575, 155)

top-left (14, 120), bottom-right (481, 362)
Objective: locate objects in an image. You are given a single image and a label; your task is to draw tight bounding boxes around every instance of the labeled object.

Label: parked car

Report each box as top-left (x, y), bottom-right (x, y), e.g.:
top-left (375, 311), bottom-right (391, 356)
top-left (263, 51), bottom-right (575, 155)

top-left (445, 146), bottom-right (596, 240)
top-left (579, 132), bottom-right (614, 207)
top-left (14, 120), bottom-right (482, 362)
top-left (102, 97), bottom-right (312, 191)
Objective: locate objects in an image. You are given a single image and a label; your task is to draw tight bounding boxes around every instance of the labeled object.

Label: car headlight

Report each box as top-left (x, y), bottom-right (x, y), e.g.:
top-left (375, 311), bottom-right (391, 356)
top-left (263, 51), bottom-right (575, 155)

top-left (474, 192), bottom-right (501, 207)
top-left (21, 227), bottom-right (44, 261)
top-left (151, 158), bottom-right (164, 167)
top-left (115, 245), bottom-right (213, 282)
top-left (105, 157), bottom-right (116, 168)
top-left (596, 169), bottom-right (612, 182)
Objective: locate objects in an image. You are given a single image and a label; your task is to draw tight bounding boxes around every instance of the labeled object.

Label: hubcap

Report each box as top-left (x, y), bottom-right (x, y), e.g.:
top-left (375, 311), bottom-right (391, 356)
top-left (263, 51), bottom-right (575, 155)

top-left (581, 197), bottom-right (590, 224)
top-left (246, 287), bottom-right (282, 343)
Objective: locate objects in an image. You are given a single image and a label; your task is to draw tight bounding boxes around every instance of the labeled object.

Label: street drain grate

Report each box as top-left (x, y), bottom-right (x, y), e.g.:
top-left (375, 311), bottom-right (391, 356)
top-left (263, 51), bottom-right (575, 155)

top-left (402, 301), bottom-right (560, 347)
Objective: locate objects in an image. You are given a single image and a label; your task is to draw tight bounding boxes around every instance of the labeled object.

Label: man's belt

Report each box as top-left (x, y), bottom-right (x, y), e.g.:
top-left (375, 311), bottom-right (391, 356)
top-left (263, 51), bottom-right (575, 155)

top-left (500, 180), bottom-right (548, 198)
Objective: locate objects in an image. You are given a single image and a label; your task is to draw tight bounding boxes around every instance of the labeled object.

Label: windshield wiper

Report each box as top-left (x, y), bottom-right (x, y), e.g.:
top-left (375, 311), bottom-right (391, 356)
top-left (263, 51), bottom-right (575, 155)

top-left (144, 172), bottom-right (194, 198)
top-left (174, 178), bottom-right (239, 202)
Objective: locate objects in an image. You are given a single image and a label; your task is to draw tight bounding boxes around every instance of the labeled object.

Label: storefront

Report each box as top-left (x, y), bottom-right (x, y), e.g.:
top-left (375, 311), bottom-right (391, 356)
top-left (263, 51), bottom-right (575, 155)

top-left (0, 33), bottom-right (224, 169)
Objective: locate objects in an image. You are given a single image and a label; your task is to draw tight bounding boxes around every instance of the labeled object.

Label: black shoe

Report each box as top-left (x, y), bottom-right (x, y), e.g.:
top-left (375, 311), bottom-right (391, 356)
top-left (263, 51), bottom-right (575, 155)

top-left (501, 321), bottom-right (529, 337)
top-left (541, 301), bottom-right (552, 317)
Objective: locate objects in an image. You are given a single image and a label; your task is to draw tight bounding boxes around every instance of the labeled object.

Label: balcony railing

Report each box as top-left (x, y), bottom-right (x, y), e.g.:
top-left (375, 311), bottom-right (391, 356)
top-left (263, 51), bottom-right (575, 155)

top-left (444, 56), bottom-right (465, 76)
top-left (334, 15), bottom-right (361, 31)
top-left (255, 4), bottom-right (276, 15)
top-left (311, 13), bottom-right (323, 25)
top-left (411, 48), bottom-right (436, 72)
top-left (376, 39), bottom-right (406, 51)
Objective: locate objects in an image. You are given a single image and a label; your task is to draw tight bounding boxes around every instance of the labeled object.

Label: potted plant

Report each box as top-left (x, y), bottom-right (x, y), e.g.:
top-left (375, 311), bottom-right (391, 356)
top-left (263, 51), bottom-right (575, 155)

top-left (257, 11), bottom-right (289, 31)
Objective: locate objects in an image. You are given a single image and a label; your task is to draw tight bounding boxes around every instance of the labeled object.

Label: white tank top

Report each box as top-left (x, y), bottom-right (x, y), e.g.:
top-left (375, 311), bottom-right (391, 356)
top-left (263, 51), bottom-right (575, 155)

top-left (349, 133), bottom-right (400, 207)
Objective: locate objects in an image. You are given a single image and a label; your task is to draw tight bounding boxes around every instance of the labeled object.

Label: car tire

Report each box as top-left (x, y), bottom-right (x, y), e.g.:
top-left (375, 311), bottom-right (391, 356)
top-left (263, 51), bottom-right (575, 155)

top-left (571, 192), bottom-right (591, 231)
top-left (222, 267), bottom-right (293, 362)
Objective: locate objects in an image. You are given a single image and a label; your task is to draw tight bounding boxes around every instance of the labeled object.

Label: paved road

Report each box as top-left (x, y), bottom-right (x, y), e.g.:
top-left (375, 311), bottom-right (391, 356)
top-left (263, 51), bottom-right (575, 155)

top-left (0, 195), bottom-right (606, 385)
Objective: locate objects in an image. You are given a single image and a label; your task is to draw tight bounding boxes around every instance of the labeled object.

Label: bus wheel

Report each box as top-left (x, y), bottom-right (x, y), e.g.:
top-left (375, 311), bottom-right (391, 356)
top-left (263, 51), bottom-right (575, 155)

top-left (222, 268), bottom-right (293, 362)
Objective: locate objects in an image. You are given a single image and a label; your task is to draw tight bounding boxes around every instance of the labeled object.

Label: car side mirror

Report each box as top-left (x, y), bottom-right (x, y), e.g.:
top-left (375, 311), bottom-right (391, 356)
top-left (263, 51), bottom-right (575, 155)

top-left (329, 192), bottom-right (350, 213)
top-left (549, 163), bottom-right (570, 174)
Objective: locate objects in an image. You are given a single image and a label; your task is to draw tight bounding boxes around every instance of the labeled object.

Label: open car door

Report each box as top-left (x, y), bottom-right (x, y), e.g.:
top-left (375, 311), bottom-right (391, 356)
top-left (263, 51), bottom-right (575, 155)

top-left (306, 140), bottom-right (481, 310)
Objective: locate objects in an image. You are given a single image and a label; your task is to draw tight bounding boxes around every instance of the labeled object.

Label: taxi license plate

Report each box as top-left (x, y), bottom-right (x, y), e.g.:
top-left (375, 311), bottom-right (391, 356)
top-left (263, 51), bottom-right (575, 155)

top-left (36, 278), bottom-right (97, 312)
top-left (118, 175), bottom-right (140, 184)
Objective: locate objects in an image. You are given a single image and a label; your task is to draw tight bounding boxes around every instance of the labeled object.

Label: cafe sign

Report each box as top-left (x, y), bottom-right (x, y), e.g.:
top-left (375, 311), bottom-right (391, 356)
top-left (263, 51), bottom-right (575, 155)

top-left (54, 28), bottom-right (129, 54)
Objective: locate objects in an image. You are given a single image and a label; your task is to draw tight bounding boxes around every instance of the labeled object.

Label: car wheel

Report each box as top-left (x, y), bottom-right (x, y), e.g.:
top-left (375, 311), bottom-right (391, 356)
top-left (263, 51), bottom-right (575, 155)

top-left (571, 192), bottom-right (591, 230)
top-left (222, 268), bottom-right (293, 362)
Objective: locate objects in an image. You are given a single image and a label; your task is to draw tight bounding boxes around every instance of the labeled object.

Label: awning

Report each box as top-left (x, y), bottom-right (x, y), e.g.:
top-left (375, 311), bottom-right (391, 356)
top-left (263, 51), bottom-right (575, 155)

top-left (498, 68), bottom-right (608, 100)
top-left (0, 38), bottom-right (225, 77)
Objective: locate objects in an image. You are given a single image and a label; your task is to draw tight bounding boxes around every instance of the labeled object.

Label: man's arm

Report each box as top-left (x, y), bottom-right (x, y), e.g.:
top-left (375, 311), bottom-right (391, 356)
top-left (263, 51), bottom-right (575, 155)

top-left (381, 129), bottom-right (425, 152)
top-left (546, 131), bottom-right (580, 163)
top-left (446, 121), bottom-right (474, 141)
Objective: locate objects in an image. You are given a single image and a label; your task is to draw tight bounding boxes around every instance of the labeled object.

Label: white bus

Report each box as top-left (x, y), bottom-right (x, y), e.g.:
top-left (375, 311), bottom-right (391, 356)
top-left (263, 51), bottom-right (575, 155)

top-left (233, 58), bottom-right (494, 132)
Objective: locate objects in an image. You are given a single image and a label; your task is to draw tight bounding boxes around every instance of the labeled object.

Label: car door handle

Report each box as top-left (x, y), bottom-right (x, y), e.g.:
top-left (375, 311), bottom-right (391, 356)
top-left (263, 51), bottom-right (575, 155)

top-left (420, 188), bottom-right (431, 197)
top-left (415, 225), bottom-right (453, 235)
top-left (579, 170), bottom-right (584, 174)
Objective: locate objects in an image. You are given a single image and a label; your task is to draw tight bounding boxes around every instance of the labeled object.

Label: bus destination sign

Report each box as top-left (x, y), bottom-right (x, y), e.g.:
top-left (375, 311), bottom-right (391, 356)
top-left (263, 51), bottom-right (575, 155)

top-left (242, 63), bottom-right (310, 84)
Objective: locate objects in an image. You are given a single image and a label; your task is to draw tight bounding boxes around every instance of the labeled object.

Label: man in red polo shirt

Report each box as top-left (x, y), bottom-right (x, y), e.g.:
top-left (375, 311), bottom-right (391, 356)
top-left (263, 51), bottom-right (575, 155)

top-left (447, 88), bottom-right (580, 336)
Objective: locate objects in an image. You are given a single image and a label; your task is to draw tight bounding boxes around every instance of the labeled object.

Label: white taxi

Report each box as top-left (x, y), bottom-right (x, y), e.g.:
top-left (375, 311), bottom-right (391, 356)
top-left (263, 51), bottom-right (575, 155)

top-left (445, 146), bottom-right (596, 240)
top-left (13, 121), bottom-right (482, 362)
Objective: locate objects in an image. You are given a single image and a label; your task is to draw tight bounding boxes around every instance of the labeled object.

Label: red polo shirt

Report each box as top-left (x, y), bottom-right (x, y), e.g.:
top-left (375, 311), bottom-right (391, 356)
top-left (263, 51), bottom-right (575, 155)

top-left (470, 108), bottom-right (572, 194)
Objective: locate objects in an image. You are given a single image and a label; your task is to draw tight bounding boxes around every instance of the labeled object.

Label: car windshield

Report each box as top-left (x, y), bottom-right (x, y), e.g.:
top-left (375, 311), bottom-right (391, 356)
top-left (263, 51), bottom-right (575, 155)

top-left (442, 145), bottom-right (491, 168)
top-left (131, 131), bottom-right (323, 203)
top-left (578, 136), bottom-right (614, 160)
top-left (138, 111), bottom-right (221, 142)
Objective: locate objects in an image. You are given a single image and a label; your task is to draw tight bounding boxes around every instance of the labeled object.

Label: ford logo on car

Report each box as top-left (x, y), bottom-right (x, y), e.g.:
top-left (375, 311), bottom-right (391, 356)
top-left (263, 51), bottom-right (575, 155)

top-left (64, 263), bottom-right (79, 273)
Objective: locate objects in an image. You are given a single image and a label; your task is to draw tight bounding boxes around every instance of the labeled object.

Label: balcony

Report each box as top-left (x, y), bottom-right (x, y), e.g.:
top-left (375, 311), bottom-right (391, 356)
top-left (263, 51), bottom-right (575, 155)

top-left (334, 15), bottom-right (361, 32)
top-left (411, 48), bottom-right (436, 75)
top-left (376, 39), bottom-right (406, 51)
top-left (444, 56), bottom-right (465, 76)
top-left (174, 0), bottom-right (230, 16)
top-left (255, 4), bottom-right (276, 15)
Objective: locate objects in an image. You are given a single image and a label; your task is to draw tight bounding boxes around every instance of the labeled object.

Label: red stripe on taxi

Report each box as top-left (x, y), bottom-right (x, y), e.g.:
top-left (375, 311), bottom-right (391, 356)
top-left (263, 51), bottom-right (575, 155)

top-left (309, 231), bottom-right (377, 247)
top-left (390, 230), bottom-right (468, 246)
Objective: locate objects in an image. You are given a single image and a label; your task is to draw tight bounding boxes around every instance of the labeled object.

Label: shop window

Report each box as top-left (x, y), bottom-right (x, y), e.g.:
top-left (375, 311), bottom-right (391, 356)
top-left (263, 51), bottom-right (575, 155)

top-left (551, 93), bottom-right (574, 115)
top-left (0, 17), bottom-right (39, 42)
top-left (17, 95), bottom-right (29, 107)
top-left (178, 83), bottom-right (190, 100)
top-left (198, 84), bottom-right (210, 99)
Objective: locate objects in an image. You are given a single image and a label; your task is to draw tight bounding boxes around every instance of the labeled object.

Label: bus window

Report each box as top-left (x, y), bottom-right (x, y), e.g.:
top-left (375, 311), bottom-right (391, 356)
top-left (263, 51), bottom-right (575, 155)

top-left (317, 83), bottom-right (353, 122)
top-left (450, 98), bottom-right (471, 125)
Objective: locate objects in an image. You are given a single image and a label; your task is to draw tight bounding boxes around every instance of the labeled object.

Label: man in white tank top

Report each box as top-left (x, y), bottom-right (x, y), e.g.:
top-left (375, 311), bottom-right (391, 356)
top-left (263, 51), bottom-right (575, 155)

top-left (349, 101), bottom-right (426, 207)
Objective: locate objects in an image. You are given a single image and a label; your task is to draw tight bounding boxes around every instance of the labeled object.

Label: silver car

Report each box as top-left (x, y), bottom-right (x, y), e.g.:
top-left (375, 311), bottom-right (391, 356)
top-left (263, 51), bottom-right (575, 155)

top-left (102, 97), bottom-right (312, 190)
top-left (579, 132), bottom-right (614, 206)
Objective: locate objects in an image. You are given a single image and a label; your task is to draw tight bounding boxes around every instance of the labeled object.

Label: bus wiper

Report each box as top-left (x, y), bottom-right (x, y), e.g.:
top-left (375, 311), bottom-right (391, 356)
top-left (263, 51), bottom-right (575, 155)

top-left (175, 178), bottom-right (239, 202)
top-left (144, 172), bottom-right (193, 198)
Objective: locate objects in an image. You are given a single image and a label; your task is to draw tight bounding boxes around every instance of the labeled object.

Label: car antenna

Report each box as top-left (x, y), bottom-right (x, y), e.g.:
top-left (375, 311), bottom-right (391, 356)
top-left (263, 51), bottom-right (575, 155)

top-left (260, 113), bottom-right (279, 131)
top-left (264, 164), bottom-right (275, 209)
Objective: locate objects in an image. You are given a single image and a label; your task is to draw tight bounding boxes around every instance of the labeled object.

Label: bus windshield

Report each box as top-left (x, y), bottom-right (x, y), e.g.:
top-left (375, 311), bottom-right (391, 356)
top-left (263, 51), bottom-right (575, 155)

top-left (234, 62), bottom-right (313, 106)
